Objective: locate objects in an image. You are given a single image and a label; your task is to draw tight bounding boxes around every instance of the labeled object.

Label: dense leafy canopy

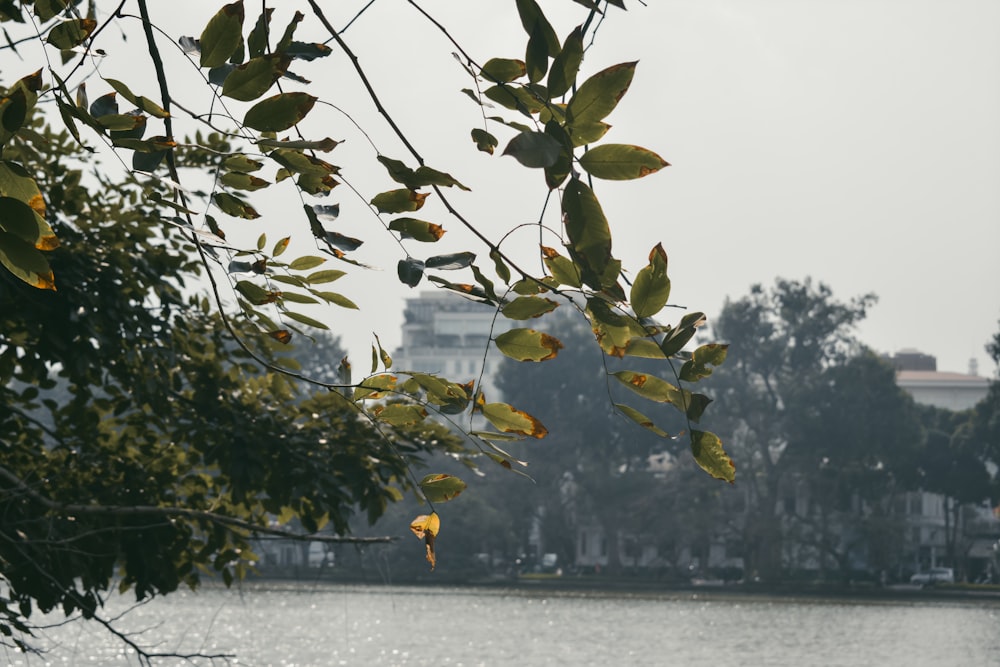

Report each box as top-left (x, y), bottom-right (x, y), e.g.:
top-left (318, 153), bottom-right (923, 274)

top-left (0, 0), bottom-right (730, 658)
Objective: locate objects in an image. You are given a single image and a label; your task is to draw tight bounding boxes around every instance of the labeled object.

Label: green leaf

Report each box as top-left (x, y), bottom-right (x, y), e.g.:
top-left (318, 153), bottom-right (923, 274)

top-left (257, 136), bottom-right (341, 152)
top-left (562, 178), bottom-right (613, 290)
top-left (567, 61), bottom-right (636, 127)
top-left (481, 401), bottom-right (548, 438)
top-left (425, 252), bottom-right (475, 270)
top-left (235, 279), bottom-right (273, 305)
top-left (515, 0), bottom-right (560, 55)
top-left (272, 236), bottom-right (290, 256)
top-left (568, 120), bottom-right (612, 148)
top-left (407, 373), bottom-right (470, 410)
top-left (223, 154), bottom-right (264, 173)
top-left (0, 71), bottom-right (43, 146)
top-left (398, 258), bottom-right (424, 287)
top-left (679, 344), bottom-right (729, 382)
top-left (470, 430), bottom-right (527, 444)
top-left (269, 149), bottom-right (337, 176)
top-left (410, 166), bottom-right (470, 191)
top-left (95, 113), bottom-right (146, 132)
top-left (548, 26), bottom-right (584, 98)
top-left (104, 79), bottom-right (170, 119)
top-left (586, 297), bottom-right (647, 358)
top-left (471, 264), bottom-right (498, 302)
top-left (280, 291), bottom-right (319, 305)
top-left (630, 243), bottom-right (670, 318)
top-left (275, 10), bottom-right (303, 53)
top-left (371, 189), bottom-right (429, 214)
top-left (112, 136), bottom-right (176, 152)
top-left (305, 269), bottom-right (345, 284)
top-left (283, 310), bottom-right (330, 330)
top-left (419, 474), bottom-right (467, 503)
top-left (525, 21), bottom-right (550, 83)
top-left (540, 246), bottom-right (581, 287)
top-left (244, 92), bottom-right (316, 132)
top-left (220, 172), bottom-right (271, 191)
top-left (471, 128), bottom-right (498, 155)
top-left (660, 312), bottom-right (707, 357)
top-left (691, 431), bottom-right (736, 483)
top-left (483, 84), bottom-right (546, 115)
top-left (222, 54), bottom-right (290, 101)
top-left (685, 393), bottom-right (713, 423)
top-left (375, 334), bottom-right (393, 370)
top-left (0, 196), bottom-right (46, 247)
top-left (312, 291), bottom-right (358, 309)
top-left (427, 276), bottom-right (489, 300)
top-left (46, 18), bottom-right (96, 50)
top-left (213, 191), bottom-right (259, 219)
top-left (612, 371), bottom-right (707, 421)
top-left (623, 338), bottom-right (667, 359)
top-left (34, 0), bottom-right (68, 22)
top-left (374, 403), bottom-right (427, 427)
top-left (377, 156), bottom-right (469, 191)
top-left (481, 58), bottom-right (526, 83)
top-left (285, 41), bottom-right (332, 61)
top-left (490, 249), bottom-right (511, 283)
top-left (0, 231), bottom-right (54, 290)
top-left (495, 328), bottom-right (562, 362)
top-left (389, 218), bottom-right (445, 242)
top-left (579, 144), bottom-right (669, 181)
top-left (542, 121), bottom-right (573, 189)
top-left (501, 296), bottom-right (558, 320)
top-left (354, 374), bottom-right (398, 401)
top-left (0, 162), bottom-right (51, 246)
top-left (502, 131), bottom-right (562, 168)
top-left (472, 128), bottom-right (499, 155)
top-left (200, 0), bottom-right (245, 68)
top-left (247, 7), bottom-right (273, 58)
top-left (615, 403), bottom-right (670, 437)
top-left (288, 255), bottom-right (325, 271)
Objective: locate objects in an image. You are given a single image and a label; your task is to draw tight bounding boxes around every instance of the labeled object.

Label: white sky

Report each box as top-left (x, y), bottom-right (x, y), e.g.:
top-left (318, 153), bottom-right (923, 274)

top-left (61, 1), bottom-right (1000, 377)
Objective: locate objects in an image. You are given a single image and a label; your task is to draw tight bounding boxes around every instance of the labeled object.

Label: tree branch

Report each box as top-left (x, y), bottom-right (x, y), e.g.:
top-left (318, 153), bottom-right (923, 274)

top-left (0, 464), bottom-right (396, 544)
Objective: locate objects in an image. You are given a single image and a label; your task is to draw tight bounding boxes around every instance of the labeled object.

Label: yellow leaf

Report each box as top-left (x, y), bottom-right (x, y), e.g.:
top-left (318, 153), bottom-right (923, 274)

top-left (410, 512), bottom-right (441, 570)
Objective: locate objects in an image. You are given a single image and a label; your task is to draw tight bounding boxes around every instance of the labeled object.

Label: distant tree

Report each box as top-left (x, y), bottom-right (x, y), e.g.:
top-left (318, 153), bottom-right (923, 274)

top-left (971, 320), bottom-right (1000, 471)
top-left (787, 352), bottom-right (921, 580)
top-left (494, 312), bottom-right (691, 573)
top-left (709, 278), bottom-right (876, 580)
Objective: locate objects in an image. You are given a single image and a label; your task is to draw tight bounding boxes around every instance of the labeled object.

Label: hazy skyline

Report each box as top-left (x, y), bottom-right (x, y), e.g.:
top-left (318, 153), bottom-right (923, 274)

top-left (122, 1), bottom-right (1000, 376)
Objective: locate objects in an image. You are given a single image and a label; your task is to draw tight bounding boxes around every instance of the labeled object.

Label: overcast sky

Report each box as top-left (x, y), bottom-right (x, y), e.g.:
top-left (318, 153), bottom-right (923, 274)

top-left (127, 1), bottom-right (1000, 376)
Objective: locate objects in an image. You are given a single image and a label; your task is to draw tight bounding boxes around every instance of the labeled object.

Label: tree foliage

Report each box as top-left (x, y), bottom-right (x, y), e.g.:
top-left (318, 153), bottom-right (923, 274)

top-left (0, 0), bottom-right (729, 656)
top-left (708, 278), bottom-right (880, 580)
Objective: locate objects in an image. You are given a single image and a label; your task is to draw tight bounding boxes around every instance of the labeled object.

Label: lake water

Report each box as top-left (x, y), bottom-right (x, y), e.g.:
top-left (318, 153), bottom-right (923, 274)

top-left (7, 583), bottom-right (1000, 666)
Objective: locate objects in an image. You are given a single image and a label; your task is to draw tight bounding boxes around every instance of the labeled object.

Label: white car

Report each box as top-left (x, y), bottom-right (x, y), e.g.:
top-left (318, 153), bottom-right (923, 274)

top-left (910, 567), bottom-right (955, 585)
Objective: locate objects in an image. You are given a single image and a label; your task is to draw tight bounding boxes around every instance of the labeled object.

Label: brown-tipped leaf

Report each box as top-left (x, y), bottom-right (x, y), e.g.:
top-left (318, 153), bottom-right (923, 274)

top-left (495, 328), bottom-right (563, 362)
top-left (481, 401), bottom-right (548, 438)
top-left (691, 430), bottom-right (736, 483)
top-left (244, 92), bottom-right (316, 132)
top-left (419, 474), bottom-right (467, 503)
top-left (410, 512), bottom-right (440, 570)
top-left (199, 0), bottom-right (245, 68)
top-left (630, 243), bottom-right (670, 318)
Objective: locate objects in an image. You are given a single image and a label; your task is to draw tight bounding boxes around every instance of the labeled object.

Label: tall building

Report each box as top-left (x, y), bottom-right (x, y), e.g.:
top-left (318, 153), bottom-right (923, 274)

top-left (391, 291), bottom-right (516, 400)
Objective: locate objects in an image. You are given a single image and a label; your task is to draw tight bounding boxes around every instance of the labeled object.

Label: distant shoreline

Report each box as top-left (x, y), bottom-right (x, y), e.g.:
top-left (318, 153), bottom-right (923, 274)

top-left (234, 569), bottom-right (1000, 604)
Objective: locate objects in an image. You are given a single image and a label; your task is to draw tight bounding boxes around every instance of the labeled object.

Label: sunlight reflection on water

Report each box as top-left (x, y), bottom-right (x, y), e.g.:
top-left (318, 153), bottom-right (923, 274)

top-left (9, 583), bottom-right (1000, 666)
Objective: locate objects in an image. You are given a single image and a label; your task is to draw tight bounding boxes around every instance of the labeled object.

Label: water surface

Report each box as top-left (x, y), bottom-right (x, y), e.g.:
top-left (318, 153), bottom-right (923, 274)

top-left (9, 583), bottom-right (1000, 666)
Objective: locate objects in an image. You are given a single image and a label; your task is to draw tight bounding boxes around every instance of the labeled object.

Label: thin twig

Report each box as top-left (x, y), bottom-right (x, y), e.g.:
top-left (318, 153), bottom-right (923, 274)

top-left (0, 464), bottom-right (396, 544)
